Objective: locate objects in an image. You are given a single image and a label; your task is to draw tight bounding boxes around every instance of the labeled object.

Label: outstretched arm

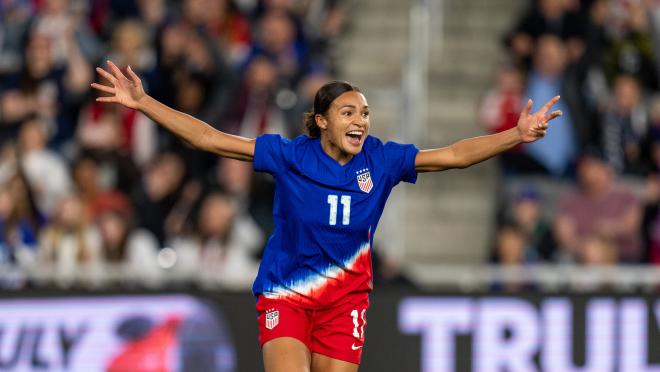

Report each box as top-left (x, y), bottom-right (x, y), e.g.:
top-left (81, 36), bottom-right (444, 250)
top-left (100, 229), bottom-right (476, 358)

top-left (415, 96), bottom-right (562, 172)
top-left (91, 61), bottom-right (255, 161)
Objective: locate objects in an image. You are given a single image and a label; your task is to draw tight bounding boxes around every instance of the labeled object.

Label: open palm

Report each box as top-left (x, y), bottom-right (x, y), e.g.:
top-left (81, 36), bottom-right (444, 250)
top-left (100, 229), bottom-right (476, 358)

top-left (517, 95), bottom-right (562, 143)
top-left (90, 61), bottom-right (145, 110)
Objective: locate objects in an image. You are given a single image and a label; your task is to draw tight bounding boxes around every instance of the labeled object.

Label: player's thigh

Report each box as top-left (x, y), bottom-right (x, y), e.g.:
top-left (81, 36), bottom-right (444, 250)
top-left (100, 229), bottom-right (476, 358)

top-left (311, 295), bottom-right (369, 366)
top-left (311, 353), bottom-right (359, 372)
top-left (263, 337), bottom-right (312, 372)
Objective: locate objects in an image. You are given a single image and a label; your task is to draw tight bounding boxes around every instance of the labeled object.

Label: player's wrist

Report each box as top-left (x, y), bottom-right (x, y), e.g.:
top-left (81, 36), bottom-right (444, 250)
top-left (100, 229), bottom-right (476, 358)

top-left (510, 126), bottom-right (525, 144)
top-left (135, 93), bottom-right (151, 111)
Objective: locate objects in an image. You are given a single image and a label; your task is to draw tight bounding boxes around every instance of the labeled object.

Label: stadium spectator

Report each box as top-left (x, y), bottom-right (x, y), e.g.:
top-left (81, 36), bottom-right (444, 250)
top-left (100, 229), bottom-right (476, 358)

top-left (491, 223), bottom-right (534, 292)
top-left (579, 233), bottom-right (619, 266)
top-left (480, 65), bottom-right (525, 135)
top-left (600, 74), bottom-right (649, 174)
top-left (370, 243), bottom-right (416, 289)
top-left (573, 233), bottom-right (620, 290)
top-left (212, 157), bottom-right (272, 246)
top-left (72, 155), bottom-right (133, 221)
top-left (38, 195), bottom-right (102, 286)
top-left (163, 179), bottom-right (203, 238)
top-left (154, 19), bottom-right (231, 117)
top-left (288, 72), bottom-right (333, 135)
top-left (584, 0), bottom-right (612, 68)
top-left (154, 19), bottom-right (234, 170)
top-left (211, 156), bottom-right (276, 242)
top-left (521, 34), bottom-right (582, 176)
top-left (0, 0), bottom-right (350, 289)
top-left (188, 0), bottom-right (253, 67)
top-left (31, 0), bottom-right (102, 65)
top-left (224, 55), bottom-right (289, 137)
top-left (602, 0), bottom-right (658, 91)
top-left (170, 191), bottom-right (262, 289)
top-left (500, 186), bottom-right (557, 262)
top-left (554, 151), bottom-right (643, 263)
top-left (105, 18), bottom-right (158, 93)
top-left (506, 0), bottom-right (584, 67)
top-left (214, 158), bottom-right (254, 201)
top-left (579, 0), bottom-right (612, 110)
top-left (0, 30), bottom-right (91, 150)
top-left (167, 70), bottom-right (222, 180)
top-left (0, 0), bottom-right (33, 75)
top-left (251, 9), bottom-right (308, 85)
top-left (132, 152), bottom-right (186, 246)
top-left (97, 208), bottom-right (161, 283)
top-left (479, 64), bottom-right (526, 173)
top-left (76, 94), bottom-right (157, 170)
top-left (18, 117), bottom-right (72, 215)
top-left (302, 0), bottom-right (349, 49)
top-left (3, 171), bottom-right (44, 236)
top-left (494, 224), bottom-right (526, 265)
top-left (135, 0), bottom-right (169, 37)
top-left (0, 187), bottom-right (39, 268)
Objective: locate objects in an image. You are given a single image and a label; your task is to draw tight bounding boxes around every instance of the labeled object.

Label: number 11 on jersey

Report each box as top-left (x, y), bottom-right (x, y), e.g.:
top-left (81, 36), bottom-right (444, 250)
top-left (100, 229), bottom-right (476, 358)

top-left (328, 194), bottom-right (351, 225)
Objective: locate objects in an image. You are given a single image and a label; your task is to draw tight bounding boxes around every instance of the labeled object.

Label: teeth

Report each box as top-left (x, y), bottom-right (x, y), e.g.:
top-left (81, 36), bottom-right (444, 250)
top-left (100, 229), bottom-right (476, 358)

top-left (347, 131), bottom-right (363, 135)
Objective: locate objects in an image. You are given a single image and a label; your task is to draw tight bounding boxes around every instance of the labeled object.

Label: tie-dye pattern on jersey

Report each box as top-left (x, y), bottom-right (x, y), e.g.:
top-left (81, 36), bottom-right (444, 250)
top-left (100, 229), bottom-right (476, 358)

top-left (252, 134), bottom-right (419, 309)
top-left (261, 242), bottom-right (372, 307)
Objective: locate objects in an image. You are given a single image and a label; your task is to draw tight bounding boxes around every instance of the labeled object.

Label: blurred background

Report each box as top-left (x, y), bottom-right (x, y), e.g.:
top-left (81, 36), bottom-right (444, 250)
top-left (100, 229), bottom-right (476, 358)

top-left (0, 0), bottom-right (659, 371)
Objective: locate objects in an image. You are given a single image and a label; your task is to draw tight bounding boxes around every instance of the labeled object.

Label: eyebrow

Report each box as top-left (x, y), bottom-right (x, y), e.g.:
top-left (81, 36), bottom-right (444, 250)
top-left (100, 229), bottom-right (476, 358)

top-left (339, 105), bottom-right (369, 110)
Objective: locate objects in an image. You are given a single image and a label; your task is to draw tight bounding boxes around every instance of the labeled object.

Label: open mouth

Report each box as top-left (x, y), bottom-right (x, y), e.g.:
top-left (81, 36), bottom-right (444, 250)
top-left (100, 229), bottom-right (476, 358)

top-left (345, 130), bottom-right (364, 146)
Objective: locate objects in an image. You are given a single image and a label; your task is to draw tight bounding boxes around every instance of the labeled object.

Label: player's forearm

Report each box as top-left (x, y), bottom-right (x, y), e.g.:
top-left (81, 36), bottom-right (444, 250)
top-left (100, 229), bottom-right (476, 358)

top-left (136, 95), bottom-right (255, 160)
top-left (449, 127), bottom-right (522, 168)
top-left (137, 94), bottom-right (219, 151)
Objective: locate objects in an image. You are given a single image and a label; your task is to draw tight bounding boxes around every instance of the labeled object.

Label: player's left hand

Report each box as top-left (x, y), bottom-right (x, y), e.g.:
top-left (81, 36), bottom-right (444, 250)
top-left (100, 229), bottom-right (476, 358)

top-left (516, 96), bottom-right (562, 143)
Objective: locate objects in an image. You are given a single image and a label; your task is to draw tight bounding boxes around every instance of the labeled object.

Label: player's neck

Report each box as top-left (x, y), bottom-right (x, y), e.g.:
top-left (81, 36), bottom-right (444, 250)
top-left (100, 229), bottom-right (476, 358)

top-left (320, 136), bottom-right (353, 166)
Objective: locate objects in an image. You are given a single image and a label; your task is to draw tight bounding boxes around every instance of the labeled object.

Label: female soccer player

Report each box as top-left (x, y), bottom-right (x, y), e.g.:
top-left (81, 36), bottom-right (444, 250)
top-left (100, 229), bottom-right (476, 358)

top-left (92, 60), bottom-right (561, 372)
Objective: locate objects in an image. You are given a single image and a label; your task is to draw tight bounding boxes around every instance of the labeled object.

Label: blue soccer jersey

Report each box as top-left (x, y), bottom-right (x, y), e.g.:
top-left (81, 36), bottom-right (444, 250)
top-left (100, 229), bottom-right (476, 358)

top-left (252, 134), bottom-right (418, 308)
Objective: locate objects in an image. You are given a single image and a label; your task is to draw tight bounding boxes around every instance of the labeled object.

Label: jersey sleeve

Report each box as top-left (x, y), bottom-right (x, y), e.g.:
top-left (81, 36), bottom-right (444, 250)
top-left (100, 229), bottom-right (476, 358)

top-left (382, 141), bottom-right (419, 184)
top-left (253, 134), bottom-right (290, 175)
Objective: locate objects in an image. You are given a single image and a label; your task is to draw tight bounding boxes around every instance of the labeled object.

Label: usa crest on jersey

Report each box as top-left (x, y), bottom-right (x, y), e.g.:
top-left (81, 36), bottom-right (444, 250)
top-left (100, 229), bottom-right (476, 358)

top-left (265, 309), bottom-right (279, 330)
top-left (356, 169), bottom-right (373, 193)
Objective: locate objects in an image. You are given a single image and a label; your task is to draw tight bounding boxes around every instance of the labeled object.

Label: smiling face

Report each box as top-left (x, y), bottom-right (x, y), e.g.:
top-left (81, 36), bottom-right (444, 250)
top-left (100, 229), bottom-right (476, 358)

top-left (316, 91), bottom-right (370, 164)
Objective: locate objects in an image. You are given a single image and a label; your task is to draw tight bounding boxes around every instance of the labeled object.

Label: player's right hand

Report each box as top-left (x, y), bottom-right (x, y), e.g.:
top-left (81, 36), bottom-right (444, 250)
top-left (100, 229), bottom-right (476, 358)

top-left (91, 60), bottom-right (145, 110)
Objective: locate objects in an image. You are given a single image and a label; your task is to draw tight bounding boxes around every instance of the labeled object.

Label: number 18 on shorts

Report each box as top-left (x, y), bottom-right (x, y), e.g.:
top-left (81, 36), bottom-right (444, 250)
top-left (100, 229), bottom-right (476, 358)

top-left (256, 295), bottom-right (369, 364)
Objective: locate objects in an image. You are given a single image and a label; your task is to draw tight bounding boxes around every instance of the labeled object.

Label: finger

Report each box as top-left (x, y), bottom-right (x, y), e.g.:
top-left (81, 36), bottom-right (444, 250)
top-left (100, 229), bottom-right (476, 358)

top-left (539, 95), bottom-right (560, 115)
top-left (90, 82), bottom-right (115, 94)
top-left (521, 98), bottom-right (533, 118)
top-left (533, 128), bottom-right (547, 136)
top-left (96, 67), bottom-right (117, 84)
top-left (534, 123), bottom-right (549, 131)
top-left (545, 110), bottom-right (563, 122)
top-left (126, 65), bottom-right (142, 85)
top-left (107, 60), bottom-right (128, 81)
top-left (96, 97), bottom-right (118, 103)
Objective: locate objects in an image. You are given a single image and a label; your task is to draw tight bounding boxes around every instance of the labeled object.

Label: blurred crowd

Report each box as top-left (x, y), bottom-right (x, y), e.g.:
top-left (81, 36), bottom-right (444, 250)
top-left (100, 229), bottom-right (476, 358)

top-left (6, 0), bottom-right (657, 293)
top-left (481, 0), bottom-right (660, 279)
top-left (0, 0), bottom-right (349, 289)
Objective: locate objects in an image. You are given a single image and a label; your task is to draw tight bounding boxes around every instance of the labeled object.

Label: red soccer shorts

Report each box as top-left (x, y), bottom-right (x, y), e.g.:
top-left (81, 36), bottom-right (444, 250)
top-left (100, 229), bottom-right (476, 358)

top-left (256, 294), bottom-right (369, 365)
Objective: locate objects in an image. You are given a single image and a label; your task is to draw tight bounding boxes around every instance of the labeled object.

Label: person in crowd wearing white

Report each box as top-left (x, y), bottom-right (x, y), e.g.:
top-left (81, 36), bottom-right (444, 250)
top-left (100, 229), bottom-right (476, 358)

top-left (170, 191), bottom-right (262, 289)
top-left (18, 117), bottom-right (72, 215)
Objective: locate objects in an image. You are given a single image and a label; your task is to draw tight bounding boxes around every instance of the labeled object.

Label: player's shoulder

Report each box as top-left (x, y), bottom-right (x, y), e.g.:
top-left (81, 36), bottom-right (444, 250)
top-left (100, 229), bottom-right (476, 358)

top-left (258, 133), bottom-right (311, 147)
top-left (362, 135), bottom-right (385, 150)
top-left (363, 135), bottom-right (414, 154)
top-left (293, 134), bottom-right (314, 145)
top-left (285, 134), bottom-right (319, 163)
